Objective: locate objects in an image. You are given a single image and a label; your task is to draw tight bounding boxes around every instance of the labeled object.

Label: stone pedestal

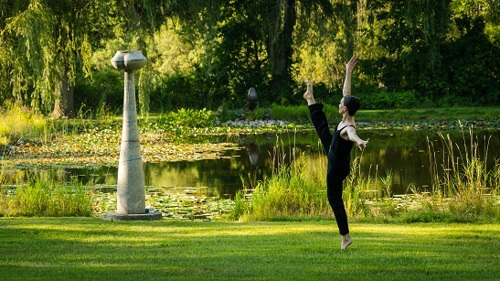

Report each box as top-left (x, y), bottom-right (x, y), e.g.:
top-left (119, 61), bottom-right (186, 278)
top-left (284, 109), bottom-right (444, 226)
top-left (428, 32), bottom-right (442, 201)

top-left (103, 211), bottom-right (162, 221)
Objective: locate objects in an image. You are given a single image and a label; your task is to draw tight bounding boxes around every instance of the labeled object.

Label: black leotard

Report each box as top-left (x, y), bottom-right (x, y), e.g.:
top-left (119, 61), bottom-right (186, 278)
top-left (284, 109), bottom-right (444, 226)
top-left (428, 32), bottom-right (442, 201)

top-left (329, 124), bottom-right (355, 177)
top-left (308, 103), bottom-right (354, 177)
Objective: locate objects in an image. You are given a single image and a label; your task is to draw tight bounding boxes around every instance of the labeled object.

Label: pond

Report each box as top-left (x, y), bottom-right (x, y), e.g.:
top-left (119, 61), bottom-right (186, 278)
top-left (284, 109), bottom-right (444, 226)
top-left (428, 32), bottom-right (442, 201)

top-left (2, 128), bottom-right (499, 198)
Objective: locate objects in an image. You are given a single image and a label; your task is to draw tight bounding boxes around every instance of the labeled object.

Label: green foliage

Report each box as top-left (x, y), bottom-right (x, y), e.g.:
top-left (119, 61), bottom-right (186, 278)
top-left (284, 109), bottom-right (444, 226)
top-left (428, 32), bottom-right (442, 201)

top-left (1, 1), bottom-right (58, 113)
top-left (229, 190), bottom-right (251, 221)
top-left (271, 104), bottom-right (340, 124)
top-left (249, 161), bottom-right (331, 221)
top-left (342, 157), bottom-right (370, 218)
top-left (150, 72), bottom-right (197, 111)
top-left (244, 137), bottom-right (374, 221)
top-left (426, 129), bottom-right (500, 221)
top-left (238, 127), bottom-right (499, 222)
top-left (0, 102), bottom-right (46, 146)
top-left (0, 174), bottom-right (93, 217)
top-left (73, 70), bottom-right (123, 116)
top-left (442, 17), bottom-right (500, 106)
top-left (241, 136), bottom-right (329, 221)
top-left (246, 108), bottom-right (273, 121)
top-left (1, 0), bottom-right (500, 116)
top-left (158, 108), bottom-right (216, 129)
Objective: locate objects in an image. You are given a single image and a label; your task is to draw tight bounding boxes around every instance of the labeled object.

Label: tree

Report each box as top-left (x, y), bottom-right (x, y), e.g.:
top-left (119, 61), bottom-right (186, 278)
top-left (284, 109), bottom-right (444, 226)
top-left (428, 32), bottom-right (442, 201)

top-left (0, 1), bottom-right (108, 117)
top-left (161, 0), bottom-right (346, 106)
top-left (0, 0), bottom-right (174, 117)
top-left (293, 0), bottom-right (360, 91)
top-left (450, 0), bottom-right (500, 47)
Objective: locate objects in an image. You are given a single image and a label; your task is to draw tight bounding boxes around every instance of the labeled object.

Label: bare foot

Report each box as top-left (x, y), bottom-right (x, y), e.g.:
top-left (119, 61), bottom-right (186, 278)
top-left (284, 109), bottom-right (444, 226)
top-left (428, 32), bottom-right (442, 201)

top-left (341, 234), bottom-right (352, 250)
top-left (303, 80), bottom-right (316, 105)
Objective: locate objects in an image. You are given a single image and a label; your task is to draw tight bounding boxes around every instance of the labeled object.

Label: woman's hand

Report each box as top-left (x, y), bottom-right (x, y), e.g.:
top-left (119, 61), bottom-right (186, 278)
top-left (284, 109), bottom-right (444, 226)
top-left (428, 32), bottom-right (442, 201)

top-left (346, 56), bottom-right (358, 73)
top-left (346, 126), bottom-right (368, 150)
top-left (356, 139), bottom-right (368, 151)
top-left (343, 56), bottom-right (357, 96)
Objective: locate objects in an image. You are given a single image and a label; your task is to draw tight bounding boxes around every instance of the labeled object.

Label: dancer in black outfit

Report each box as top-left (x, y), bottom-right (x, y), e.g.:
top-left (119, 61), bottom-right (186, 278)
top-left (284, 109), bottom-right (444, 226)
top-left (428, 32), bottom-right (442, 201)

top-left (303, 56), bottom-right (368, 250)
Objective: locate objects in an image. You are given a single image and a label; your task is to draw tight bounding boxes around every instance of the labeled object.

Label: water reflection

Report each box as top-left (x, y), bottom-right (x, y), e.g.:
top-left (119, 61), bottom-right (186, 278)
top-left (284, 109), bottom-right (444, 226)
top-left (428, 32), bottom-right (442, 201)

top-left (247, 143), bottom-right (259, 167)
top-left (2, 130), bottom-right (499, 197)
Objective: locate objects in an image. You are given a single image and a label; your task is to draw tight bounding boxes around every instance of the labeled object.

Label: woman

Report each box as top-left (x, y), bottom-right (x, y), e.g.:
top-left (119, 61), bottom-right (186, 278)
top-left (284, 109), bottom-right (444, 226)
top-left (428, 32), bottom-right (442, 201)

top-left (303, 56), bottom-right (368, 250)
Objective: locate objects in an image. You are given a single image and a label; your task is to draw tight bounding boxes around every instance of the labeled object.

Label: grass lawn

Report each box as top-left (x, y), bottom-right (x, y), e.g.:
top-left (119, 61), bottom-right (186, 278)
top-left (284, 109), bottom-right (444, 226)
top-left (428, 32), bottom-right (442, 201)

top-left (0, 218), bottom-right (498, 280)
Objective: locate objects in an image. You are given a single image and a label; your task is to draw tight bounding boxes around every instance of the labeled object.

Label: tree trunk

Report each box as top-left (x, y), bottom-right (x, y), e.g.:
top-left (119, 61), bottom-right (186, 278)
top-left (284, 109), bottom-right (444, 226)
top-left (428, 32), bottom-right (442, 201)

top-left (51, 70), bottom-right (74, 118)
top-left (268, 0), bottom-right (296, 103)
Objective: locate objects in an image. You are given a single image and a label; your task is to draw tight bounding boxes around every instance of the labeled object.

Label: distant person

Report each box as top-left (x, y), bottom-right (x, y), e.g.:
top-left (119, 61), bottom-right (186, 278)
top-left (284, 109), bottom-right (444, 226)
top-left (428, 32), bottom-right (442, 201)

top-left (303, 56), bottom-right (368, 250)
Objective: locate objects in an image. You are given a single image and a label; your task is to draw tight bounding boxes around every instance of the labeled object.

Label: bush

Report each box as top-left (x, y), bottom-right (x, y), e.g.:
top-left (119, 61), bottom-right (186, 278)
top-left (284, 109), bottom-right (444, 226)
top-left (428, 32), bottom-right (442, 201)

top-left (150, 73), bottom-right (197, 111)
top-left (246, 108), bottom-right (273, 120)
top-left (74, 70), bottom-right (123, 115)
top-left (147, 108), bottom-right (217, 140)
top-left (356, 91), bottom-right (419, 109)
top-left (164, 108), bottom-right (216, 128)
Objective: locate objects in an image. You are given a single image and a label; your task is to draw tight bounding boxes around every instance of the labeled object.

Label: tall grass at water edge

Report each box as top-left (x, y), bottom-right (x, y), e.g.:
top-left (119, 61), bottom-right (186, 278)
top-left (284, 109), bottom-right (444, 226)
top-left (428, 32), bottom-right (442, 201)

top-left (0, 172), bottom-right (93, 217)
top-left (425, 127), bottom-right (500, 221)
top-left (0, 103), bottom-right (46, 146)
top-left (234, 130), bottom-right (499, 222)
top-left (0, 102), bottom-right (120, 148)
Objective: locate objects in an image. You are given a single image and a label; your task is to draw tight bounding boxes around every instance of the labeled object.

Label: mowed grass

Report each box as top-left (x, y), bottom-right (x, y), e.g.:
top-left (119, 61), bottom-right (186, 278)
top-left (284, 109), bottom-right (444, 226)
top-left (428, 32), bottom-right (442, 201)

top-left (0, 218), bottom-right (498, 281)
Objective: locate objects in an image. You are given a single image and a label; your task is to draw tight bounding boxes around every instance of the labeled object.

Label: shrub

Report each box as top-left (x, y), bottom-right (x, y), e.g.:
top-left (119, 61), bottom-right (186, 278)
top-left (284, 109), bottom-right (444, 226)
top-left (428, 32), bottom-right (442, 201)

top-left (165, 108), bottom-right (216, 128)
top-left (150, 72), bottom-right (197, 111)
top-left (356, 91), bottom-right (419, 109)
top-left (246, 108), bottom-right (273, 121)
top-left (74, 70), bottom-right (123, 114)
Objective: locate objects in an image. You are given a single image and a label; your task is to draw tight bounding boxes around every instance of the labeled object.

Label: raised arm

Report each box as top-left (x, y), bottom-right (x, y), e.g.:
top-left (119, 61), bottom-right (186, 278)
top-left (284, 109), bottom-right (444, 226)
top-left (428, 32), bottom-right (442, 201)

top-left (342, 56), bottom-right (358, 96)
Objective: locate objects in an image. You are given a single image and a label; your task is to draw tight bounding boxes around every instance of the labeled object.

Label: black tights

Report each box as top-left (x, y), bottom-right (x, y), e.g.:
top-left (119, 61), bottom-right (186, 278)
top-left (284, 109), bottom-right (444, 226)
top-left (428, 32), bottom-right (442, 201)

top-left (327, 173), bottom-right (349, 235)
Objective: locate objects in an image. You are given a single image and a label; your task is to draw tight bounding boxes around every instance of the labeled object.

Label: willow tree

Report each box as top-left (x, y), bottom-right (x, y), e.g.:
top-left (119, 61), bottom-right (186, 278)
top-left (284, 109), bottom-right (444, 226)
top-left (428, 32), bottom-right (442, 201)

top-left (161, 0), bottom-right (351, 105)
top-left (293, 0), bottom-right (365, 90)
top-left (102, 0), bottom-right (170, 115)
top-left (0, 0), bottom-right (174, 116)
top-left (0, 1), bottom-right (100, 117)
top-left (0, 1), bottom-right (29, 104)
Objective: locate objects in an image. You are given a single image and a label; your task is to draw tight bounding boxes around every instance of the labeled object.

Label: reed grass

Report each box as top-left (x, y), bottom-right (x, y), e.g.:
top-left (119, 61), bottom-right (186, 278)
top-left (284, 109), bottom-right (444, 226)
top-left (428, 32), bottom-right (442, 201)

top-left (234, 128), bottom-right (499, 223)
top-left (423, 127), bottom-right (500, 221)
top-left (0, 172), bottom-right (93, 217)
top-left (0, 102), bottom-right (46, 146)
top-left (240, 134), bottom-right (371, 221)
top-left (249, 159), bottom-right (331, 220)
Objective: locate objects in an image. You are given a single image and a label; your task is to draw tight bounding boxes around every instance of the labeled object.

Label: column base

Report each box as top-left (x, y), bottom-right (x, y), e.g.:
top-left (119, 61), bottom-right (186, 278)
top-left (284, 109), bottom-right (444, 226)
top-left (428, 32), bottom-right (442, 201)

top-left (102, 211), bottom-right (163, 221)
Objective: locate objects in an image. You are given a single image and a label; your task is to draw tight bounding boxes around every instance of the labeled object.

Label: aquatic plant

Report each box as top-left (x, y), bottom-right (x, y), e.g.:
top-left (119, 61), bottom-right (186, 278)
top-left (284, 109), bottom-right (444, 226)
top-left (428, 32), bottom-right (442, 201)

top-left (0, 172), bottom-right (93, 217)
top-left (0, 102), bottom-right (46, 146)
top-left (248, 157), bottom-right (331, 221)
top-left (426, 127), bottom-right (499, 221)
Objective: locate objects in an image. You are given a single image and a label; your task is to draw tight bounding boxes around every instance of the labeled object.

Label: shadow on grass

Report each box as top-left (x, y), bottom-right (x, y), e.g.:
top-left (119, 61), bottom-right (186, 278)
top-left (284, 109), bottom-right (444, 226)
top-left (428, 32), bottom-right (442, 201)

top-left (1, 218), bottom-right (499, 281)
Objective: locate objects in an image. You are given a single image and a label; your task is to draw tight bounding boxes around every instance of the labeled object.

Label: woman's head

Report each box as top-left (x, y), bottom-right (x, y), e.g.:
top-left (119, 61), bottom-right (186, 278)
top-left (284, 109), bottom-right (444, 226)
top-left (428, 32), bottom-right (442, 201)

top-left (339, 95), bottom-right (361, 116)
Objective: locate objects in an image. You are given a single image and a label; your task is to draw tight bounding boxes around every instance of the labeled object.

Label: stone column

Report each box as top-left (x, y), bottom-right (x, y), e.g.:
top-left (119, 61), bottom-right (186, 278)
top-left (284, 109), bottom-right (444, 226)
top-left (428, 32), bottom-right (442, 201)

top-left (103, 50), bottom-right (161, 221)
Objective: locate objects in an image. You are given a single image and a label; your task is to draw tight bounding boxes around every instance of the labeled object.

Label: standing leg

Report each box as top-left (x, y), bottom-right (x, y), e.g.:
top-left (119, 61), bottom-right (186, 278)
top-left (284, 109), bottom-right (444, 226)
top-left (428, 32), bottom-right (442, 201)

top-left (327, 173), bottom-right (349, 235)
top-left (327, 173), bottom-right (352, 250)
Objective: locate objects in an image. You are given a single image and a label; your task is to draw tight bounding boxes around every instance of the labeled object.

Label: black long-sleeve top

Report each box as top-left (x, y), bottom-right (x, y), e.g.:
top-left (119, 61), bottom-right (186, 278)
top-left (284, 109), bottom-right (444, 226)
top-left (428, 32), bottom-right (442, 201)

top-left (308, 103), bottom-right (354, 177)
